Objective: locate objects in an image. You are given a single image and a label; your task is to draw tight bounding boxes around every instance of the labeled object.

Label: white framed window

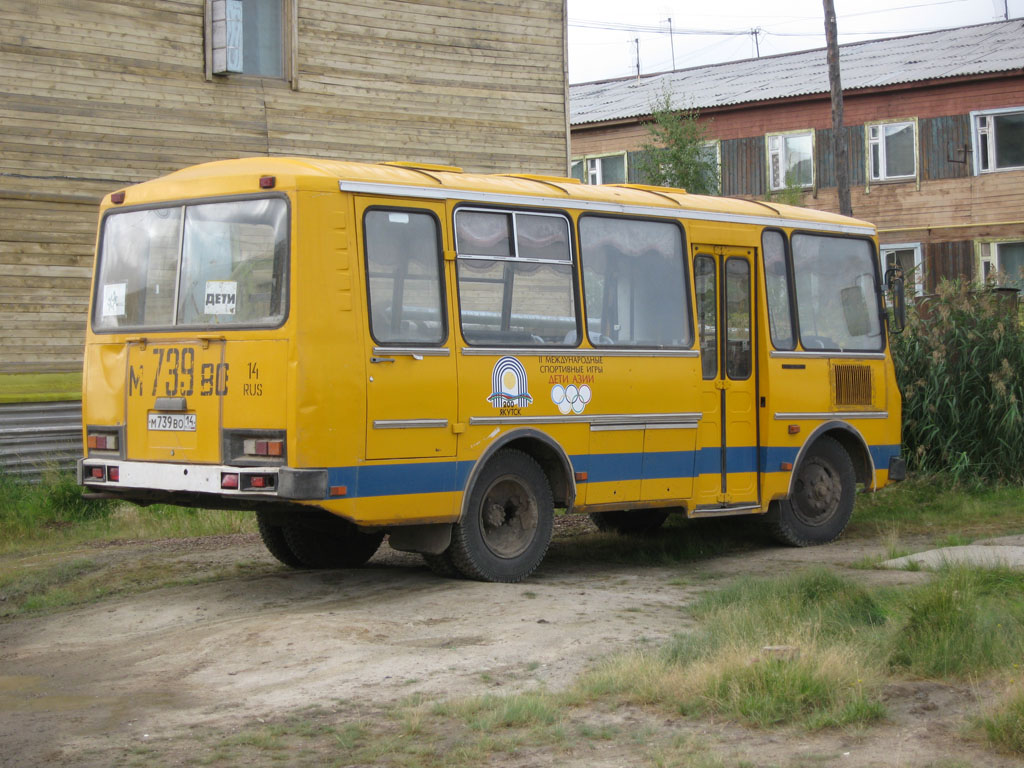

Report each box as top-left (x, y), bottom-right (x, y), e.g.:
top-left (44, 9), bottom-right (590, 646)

top-left (569, 153), bottom-right (627, 185)
top-left (700, 140), bottom-right (722, 193)
top-left (978, 240), bottom-right (1024, 289)
top-left (206, 0), bottom-right (295, 82)
top-left (880, 243), bottom-right (924, 296)
top-left (972, 107), bottom-right (1024, 174)
top-left (767, 131), bottom-right (814, 190)
top-left (868, 120), bottom-right (918, 181)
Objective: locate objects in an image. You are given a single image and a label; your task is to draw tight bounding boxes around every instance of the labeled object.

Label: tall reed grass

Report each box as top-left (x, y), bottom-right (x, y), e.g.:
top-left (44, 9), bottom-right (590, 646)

top-left (891, 280), bottom-right (1024, 484)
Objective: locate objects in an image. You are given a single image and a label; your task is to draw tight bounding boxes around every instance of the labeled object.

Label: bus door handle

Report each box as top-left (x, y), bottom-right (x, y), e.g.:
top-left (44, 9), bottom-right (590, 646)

top-left (370, 356), bottom-right (395, 364)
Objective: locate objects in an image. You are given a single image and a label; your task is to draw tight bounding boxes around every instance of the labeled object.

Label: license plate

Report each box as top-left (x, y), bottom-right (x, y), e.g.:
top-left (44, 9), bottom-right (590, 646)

top-left (147, 412), bottom-right (197, 432)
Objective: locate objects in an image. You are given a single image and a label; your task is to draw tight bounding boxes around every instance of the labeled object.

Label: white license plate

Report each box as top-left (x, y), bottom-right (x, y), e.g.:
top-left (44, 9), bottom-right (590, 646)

top-left (147, 412), bottom-right (197, 432)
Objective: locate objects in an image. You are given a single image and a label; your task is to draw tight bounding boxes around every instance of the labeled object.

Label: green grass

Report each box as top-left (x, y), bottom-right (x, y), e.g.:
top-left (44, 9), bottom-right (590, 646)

top-left (850, 476), bottom-right (1024, 541)
top-left (0, 372), bottom-right (81, 403)
top-left (888, 566), bottom-right (1024, 678)
top-left (573, 569), bottom-right (890, 731)
top-left (976, 686), bottom-right (1024, 755)
top-left (0, 469), bottom-right (254, 554)
top-left (0, 470), bottom-right (260, 615)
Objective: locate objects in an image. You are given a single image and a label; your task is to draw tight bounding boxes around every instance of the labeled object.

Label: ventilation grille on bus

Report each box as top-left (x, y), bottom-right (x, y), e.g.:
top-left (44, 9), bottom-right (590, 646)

top-left (832, 364), bottom-right (873, 407)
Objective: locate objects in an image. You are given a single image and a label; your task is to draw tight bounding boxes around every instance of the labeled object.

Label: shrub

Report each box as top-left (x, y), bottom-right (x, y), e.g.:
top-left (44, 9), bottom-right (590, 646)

top-left (891, 280), bottom-right (1024, 483)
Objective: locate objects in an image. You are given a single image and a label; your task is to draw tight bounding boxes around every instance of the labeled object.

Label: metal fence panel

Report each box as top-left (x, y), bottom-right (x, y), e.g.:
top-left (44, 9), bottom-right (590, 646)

top-left (0, 401), bottom-right (82, 482)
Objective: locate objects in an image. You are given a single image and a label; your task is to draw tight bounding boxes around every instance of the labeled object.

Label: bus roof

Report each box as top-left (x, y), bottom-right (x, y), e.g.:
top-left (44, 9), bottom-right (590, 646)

top-left (106, 156), bottom-right (876, 234)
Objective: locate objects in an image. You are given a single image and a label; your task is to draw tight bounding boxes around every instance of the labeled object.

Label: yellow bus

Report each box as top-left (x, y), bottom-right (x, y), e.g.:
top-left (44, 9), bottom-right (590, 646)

top-left (79, 157), bottom-right (906, 582)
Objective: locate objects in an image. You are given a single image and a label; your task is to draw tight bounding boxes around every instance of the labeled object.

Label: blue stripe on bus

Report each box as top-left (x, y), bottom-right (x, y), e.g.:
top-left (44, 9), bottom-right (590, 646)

top-left (320, 444), bottom-right (902, 499)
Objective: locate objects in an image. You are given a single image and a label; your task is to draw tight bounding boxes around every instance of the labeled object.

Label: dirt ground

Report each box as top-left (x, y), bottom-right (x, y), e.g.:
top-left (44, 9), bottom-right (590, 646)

top-left (0, 521), bottom-right (1017, 768)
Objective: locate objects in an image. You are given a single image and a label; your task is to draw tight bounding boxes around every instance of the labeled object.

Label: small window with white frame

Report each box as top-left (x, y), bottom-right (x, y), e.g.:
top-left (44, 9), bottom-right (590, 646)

top-left (569, 153), bottom-right (627, 185)
top-left (767, 131), bottom-right (814, 190)
top-left (881, 243), bottom-right (924, 296)
top-left (973, 107), bottom-right (1024, 174)
top-left (207, 0), bottom-right (294, 81)
top-left (978, 240), bottom-right (1024, 290)
top-left (868, 120), bottom-right (918, 181)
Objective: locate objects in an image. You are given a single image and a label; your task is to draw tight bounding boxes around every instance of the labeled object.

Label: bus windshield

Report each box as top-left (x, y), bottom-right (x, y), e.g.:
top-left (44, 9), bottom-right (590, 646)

top-left (93, 197), bottom-right (288, 330)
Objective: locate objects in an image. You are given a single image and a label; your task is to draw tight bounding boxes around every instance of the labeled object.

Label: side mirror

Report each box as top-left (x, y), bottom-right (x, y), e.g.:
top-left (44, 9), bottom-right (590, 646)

top-left (885, 267), bottom-right (906, 333)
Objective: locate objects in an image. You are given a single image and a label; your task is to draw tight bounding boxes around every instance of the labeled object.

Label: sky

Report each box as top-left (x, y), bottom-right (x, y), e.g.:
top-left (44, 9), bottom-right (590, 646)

top-left (567, 0), bottom-right (1024, 83)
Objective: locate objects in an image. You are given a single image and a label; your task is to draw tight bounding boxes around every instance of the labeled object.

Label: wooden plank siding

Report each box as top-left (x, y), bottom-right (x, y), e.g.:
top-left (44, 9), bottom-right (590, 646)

top-left (925, 241), bottom-right (974, 291)
top-left (721, 137), bottom-right (766, 198)
top-left (0, 0), bottom-right (569, 372)
top-left (920, 114), bottom-right (972, 182)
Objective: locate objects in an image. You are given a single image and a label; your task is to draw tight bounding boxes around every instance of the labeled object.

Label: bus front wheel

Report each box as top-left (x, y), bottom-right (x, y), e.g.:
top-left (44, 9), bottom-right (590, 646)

top-left (450, 449), bottom-right (554, 583)
top-left (766, 436), bottom-right (855, 547)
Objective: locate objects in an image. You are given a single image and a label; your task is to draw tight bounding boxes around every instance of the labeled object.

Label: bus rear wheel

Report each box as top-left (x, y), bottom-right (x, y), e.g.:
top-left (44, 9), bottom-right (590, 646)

top-left (766, 436), bottom-right (855, 546)
top-left (281, 518), bottom-right (385, 569)
top-left (449, 449), bottom-right (553, 583)
top-left (256, 513), bottom-right (304, 567)
top-left (589, 509), bottom-right (669, 535)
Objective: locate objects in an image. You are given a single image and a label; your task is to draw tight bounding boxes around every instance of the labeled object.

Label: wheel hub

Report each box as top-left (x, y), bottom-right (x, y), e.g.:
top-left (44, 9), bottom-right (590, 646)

top-left (479, 478), bottom-right (538, 559)
top-left (795, 461), bottom-right (841, 522)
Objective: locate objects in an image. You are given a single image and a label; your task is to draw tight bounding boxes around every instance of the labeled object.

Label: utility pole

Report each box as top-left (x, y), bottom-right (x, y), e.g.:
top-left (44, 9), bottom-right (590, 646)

top-left (751, 27), bottom-right (761, 57)
top-left (634, 37), bottom-right (640, 79)
top-left (666, 18), bottom-right (676, 70)
top-left (823, 0), bottom-right (852, 216)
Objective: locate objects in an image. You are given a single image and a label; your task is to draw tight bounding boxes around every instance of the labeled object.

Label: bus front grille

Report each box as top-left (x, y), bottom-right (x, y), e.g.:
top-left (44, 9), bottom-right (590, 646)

top-left (832, 364), bottom-right (872, 407)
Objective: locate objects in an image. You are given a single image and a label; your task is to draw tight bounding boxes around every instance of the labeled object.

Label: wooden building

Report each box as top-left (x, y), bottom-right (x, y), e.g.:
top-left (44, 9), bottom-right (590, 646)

top-left (570, 20), bottom-right (1024, 298)
top-left (0, 0), bottom-right (569, 373)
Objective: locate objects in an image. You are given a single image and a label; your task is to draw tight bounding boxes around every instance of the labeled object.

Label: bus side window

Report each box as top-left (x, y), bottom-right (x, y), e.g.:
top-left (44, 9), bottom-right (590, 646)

top-left (724, 258), bottom-right (751, 380)
top-left (693, 255), bottom-right (717, 379)
top-left (762, 229), bottom-right (795, 350)
top-left (364, 210), bottom-right (445, 344)
top-left (454, 209), bottom-right (577, 346)
top-left (579, 216), bottom-right (691, 348)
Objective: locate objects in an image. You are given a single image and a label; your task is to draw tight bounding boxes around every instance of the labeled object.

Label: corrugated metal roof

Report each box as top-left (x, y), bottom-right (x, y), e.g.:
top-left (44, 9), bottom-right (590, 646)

top-left (570, 19), bottom-right (1024, 126)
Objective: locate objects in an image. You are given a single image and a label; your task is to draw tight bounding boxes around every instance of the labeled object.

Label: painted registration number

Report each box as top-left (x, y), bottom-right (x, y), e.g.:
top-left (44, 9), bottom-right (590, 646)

top-left (147, 412), bottom-right (197, 432)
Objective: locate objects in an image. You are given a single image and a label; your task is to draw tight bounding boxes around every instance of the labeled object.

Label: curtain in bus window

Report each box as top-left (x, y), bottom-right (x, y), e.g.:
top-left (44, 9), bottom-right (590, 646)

top-left (365, 210), bottom-right (444, 344)
top-left (579, 216), bottom-right (690, 347)
top-left (455, 209), bottom-right (576, 346)
top-left (791, 234), bottom-right (883, 352)
top-left (455, 210), bottom-right (513, 257)
top-left (762, 230), bottom-right (794, 350)
top-left (516, 213), bottom-right (570, 261)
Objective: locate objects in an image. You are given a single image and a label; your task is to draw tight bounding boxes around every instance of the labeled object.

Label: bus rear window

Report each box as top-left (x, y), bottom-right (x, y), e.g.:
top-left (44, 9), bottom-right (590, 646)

top-left (93, 197), bottom-right (288, 330)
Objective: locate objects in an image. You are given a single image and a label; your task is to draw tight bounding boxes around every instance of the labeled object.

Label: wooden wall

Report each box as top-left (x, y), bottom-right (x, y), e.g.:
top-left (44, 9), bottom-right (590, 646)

top-left (0, 0), bottom-right (569, 372)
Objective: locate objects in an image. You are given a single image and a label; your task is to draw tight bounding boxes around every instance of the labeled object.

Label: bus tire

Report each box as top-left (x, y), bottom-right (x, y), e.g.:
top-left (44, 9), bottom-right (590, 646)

top-left (256, 513), bottom-right (305, 568)
top-left (589, 509), bottom-right (669, 535)
top-left (421, 550), bottom-right (463, 579)
top-left (282, 519), bottom-right (384, 569)
top-left (450, 449), bottom-right (553, 583)
top-left (766, 436), bottom-right (855, 546)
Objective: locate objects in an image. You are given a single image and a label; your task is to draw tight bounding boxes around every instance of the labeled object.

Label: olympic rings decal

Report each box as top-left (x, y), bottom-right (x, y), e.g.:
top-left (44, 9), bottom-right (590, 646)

top-left (551, 383), bottom-right (593, 415)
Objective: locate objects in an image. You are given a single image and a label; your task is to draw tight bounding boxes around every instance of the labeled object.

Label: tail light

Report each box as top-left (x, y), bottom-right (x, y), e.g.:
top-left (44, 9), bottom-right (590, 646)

top-left (223, 430), bottom-right (286, 465)
top-left (87, 429), bottom-right (120, 453)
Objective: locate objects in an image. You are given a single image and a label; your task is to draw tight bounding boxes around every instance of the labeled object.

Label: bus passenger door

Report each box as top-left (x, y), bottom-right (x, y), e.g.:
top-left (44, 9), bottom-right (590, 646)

top-left (357, 199), bottom-right (458, 460)
top-left (692, 245), bottom-right (759, 510)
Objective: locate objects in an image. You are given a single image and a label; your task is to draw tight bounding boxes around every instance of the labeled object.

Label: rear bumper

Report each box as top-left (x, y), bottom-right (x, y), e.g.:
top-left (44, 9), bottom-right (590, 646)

top-left (78, 458), bottom-right (328, 500)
